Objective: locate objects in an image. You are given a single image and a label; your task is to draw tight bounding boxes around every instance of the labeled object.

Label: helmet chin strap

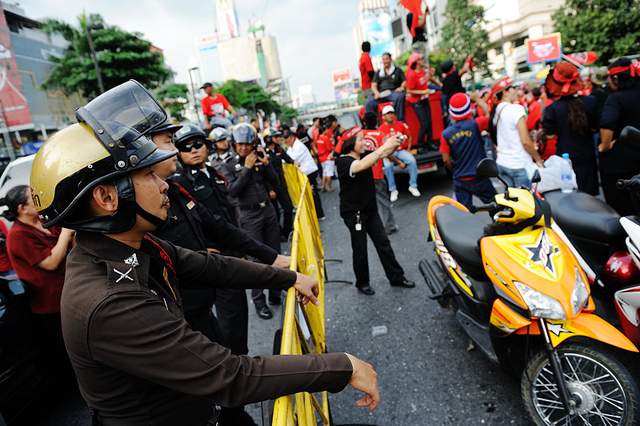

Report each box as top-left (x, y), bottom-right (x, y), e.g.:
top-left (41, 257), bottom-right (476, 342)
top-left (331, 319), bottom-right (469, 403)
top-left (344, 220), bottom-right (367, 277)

top-left (135, 203), bottom-right (168, 229)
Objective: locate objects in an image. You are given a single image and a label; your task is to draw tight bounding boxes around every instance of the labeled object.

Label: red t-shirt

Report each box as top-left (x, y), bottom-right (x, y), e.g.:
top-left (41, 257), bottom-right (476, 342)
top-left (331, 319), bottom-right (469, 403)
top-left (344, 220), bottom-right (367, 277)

top-left (379, 120), bottom-right (411, 150)
top-left (201, 94), bottom-right (230, 118)
top-left (0, 221), bottom-right (12, 272)
top-left (316, 133), bottom-right (335, 163)
top-left (359, 53), bottom-right (374, 91)
top-left (7, 221), bottom-right (66, 314)
top-left (526, 98), bottom-right (553, 131)
top-left (362, 130), bottom-right (385, 180)
top-left (406, 68), bottom-right (428, 104)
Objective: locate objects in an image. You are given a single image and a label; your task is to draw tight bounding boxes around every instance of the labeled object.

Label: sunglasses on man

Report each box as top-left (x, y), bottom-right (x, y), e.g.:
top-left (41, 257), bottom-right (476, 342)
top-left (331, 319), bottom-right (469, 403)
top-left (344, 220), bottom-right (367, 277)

top-left (177, 140), bottom-right (207, 152)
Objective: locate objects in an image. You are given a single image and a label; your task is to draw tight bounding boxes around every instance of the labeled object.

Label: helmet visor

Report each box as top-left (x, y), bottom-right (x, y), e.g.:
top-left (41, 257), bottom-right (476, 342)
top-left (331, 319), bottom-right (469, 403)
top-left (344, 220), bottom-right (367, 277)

top-left (76, 80), bottom-right (167, 146)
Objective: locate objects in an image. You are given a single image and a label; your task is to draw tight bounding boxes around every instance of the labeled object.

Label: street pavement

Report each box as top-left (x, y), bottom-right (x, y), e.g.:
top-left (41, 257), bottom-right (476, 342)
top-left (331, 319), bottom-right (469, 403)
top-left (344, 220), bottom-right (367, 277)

top-left (40, 170), bottom-right (531, 426)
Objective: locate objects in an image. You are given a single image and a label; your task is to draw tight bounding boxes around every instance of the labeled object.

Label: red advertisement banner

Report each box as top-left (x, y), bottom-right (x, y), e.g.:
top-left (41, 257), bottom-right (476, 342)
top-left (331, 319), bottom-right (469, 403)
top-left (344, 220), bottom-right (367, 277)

top-left (0, 5), bottom-right (32, 128)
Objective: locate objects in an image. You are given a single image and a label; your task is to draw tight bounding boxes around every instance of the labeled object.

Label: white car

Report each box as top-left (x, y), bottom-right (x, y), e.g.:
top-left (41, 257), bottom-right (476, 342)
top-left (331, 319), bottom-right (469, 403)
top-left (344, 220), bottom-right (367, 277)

top-left (0, 155), bottom-right (35, 220)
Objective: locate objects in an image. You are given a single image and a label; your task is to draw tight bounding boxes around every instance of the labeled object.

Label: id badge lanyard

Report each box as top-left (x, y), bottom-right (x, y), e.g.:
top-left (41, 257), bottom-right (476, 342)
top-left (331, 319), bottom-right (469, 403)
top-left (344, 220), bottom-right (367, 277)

top-left (355, 211), bottom-right (362, 231)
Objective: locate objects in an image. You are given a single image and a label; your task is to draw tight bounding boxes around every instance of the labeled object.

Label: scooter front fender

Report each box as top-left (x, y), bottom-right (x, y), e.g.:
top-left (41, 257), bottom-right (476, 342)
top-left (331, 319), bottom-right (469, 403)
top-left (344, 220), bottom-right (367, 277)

top-left (545, 313), bottom-right (638, 353)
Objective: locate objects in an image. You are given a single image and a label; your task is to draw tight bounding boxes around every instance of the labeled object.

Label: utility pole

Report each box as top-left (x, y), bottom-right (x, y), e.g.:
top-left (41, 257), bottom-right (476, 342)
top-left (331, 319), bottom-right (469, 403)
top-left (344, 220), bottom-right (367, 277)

top-left (187, 67), bottom-right (202, 127)
top-left (85, 22), bottom-right (105, 94)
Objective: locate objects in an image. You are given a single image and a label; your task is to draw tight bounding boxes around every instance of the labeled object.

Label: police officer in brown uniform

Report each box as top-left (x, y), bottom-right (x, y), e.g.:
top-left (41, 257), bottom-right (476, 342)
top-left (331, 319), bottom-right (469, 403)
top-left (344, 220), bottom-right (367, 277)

top-left (29, 81), bottom-right (379, 425)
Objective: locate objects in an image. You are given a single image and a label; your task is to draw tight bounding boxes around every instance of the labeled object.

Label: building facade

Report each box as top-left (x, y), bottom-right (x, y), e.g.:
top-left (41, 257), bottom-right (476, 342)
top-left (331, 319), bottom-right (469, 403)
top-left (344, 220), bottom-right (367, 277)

top-left (1, 1), bottom-right (82, 158)
top-left (474, 0), bottom-right (565, 78)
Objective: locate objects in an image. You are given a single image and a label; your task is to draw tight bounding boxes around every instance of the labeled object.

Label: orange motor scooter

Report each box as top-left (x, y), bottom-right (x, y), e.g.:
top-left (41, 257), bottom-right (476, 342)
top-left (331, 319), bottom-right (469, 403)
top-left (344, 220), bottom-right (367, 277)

top-left (420, 159), bottom-right (640, 425)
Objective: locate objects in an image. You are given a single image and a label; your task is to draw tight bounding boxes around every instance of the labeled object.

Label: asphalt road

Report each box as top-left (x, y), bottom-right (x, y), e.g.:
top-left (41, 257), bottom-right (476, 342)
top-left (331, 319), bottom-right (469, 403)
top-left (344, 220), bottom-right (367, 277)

top-left (40, 170), bottom-right (531, 426)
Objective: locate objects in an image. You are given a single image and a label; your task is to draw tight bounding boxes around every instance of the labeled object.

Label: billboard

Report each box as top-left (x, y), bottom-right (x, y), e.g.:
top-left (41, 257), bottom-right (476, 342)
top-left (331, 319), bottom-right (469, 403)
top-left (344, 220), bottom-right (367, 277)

top-left (332, 68), bottom-right (351, 86)
top-left (527, 33), bottom-right (562, 65)
top-left (332, 69), bottom-right (356, 102)
top-left (361, 12), bottom-right (394, 58)
top-left (216, 0), bottom-right (240, 40)
top-left (0, 4), bottom-right (32, 128)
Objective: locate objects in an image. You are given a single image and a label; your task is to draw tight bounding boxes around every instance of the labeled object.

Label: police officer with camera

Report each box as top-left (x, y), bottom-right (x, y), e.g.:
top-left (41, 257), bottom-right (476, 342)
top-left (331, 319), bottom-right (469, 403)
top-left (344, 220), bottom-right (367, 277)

top-left (218, 123), bottom-right (283, 319)
top-left (30, 81), bottom-right (379, 425)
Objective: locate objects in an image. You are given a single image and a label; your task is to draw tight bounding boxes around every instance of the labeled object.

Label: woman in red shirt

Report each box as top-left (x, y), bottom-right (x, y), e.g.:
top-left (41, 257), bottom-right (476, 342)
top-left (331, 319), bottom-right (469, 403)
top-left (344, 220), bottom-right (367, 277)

top-left (316, 124), bottom-right (336, 192)
top-left (406, 53), bottom-right (433, 147)
top-left (3, 185), bottom-right (75, 378)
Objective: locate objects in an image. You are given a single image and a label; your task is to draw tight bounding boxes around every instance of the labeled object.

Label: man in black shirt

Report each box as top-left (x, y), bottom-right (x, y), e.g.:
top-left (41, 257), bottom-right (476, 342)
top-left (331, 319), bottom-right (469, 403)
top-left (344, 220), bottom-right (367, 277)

top-left (336, 128), bottom-right (415, 296)
top-left (440, 59), bottom-right (470, 114)
top-left (365, 52), bottom-right (407, 121)
top-left (599, 57), bottom-right (640, 215)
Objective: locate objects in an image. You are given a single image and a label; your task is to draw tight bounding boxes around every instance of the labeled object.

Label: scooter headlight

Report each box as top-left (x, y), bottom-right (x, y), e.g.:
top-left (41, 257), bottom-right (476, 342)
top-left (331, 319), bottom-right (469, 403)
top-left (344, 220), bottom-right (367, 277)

top-left (571, 268), bottom-right (589, 316)
top-left (514, 281), bottom-right (566, 320)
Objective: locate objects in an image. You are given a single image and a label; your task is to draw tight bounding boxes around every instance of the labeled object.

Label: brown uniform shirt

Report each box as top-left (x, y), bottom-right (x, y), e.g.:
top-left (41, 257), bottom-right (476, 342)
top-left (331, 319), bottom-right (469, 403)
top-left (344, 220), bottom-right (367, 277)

top-left (62, 232), bottom-right (352, 425)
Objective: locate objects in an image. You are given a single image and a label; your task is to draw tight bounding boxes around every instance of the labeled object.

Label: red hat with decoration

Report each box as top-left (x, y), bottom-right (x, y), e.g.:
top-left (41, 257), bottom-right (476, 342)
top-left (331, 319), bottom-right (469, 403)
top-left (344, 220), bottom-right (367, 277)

top-left (545, 62), bottom-right (583, 97)
top-left (335, 126), bottom-right (362, 154)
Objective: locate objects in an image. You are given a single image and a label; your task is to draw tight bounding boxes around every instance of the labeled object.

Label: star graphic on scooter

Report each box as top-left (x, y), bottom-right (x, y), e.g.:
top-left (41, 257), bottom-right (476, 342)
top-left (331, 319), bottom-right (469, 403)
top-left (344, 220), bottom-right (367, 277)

top-left (523, 230), bottom-right (560, 275)
top-left (547, 322), bottom-right (571, 337)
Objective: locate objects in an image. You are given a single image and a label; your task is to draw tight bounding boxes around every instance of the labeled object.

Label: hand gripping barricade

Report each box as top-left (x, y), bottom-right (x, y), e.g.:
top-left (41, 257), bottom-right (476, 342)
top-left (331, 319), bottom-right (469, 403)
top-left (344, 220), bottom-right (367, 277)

top-left (272, 164), bottom-right (330, 426)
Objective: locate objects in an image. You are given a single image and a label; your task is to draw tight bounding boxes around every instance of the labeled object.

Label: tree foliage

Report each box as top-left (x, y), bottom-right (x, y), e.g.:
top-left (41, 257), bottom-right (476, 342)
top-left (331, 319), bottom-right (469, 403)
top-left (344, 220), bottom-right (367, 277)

top-left (216, 79), bottom-right (295, 121)
top-left (41, 13), bottom-right (173, 99)
top-left (553, 0), bottom-right (640, 64)
top-left (156, 83), bottom-right (188, 122)
top-left (439, 0), bottom-right (489, 73)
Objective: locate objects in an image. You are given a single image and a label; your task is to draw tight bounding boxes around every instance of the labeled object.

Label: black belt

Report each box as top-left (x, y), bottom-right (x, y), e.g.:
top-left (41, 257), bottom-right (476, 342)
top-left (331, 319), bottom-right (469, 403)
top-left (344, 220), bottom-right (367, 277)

top-left (239, 200), bottom-right (269, 211)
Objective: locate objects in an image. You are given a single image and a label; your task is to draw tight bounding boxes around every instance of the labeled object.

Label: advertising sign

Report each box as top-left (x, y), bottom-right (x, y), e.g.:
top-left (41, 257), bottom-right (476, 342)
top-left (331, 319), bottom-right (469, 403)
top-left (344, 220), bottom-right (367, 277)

top-left (332, 68), bottom-right (351, 86)
top-left (361, 12), bottom-right (394, 58)
top-left (527, 33), bottom-right (562, 65)
top-left (0, 4), bottom-right (32, 128)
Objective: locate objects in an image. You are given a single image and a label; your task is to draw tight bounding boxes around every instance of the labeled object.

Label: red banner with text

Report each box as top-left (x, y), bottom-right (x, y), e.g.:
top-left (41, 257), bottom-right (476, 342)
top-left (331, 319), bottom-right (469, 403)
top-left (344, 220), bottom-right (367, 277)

top-left (527, 33), bottom-right (562, 65)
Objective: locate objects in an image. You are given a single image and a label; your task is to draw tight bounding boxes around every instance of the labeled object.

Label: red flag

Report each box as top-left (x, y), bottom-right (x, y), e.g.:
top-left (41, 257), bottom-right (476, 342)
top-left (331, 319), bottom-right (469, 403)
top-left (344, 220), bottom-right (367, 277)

top-left (400, 0), bottom-right (422, 16)
top-left (566, 51), bottom-right (598, 66)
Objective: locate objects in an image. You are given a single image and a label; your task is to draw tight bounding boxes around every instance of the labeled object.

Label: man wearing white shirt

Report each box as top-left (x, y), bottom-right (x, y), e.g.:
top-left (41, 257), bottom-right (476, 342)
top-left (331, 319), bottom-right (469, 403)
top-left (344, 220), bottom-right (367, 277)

top-left (283, 126), bottom-right (325, 220)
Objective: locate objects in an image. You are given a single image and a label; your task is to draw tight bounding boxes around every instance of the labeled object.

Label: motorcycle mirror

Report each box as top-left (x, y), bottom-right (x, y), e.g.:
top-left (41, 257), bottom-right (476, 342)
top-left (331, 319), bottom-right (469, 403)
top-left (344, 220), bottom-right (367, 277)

top-left (476, 158), bottom-right (499, 178)
top-left (619, 126), bottom-right (640, 145)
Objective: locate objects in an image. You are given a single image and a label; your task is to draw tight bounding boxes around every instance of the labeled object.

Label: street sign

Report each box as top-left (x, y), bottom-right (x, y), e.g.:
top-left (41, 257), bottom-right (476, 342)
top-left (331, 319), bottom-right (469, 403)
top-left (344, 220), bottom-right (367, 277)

top-left (526, 33), bottom-right (562, 64)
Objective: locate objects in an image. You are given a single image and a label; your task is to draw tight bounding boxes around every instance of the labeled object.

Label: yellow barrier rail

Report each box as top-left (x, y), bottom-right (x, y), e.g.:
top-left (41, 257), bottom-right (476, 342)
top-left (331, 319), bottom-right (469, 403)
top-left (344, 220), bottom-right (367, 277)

top-left (272, 164), bottom-right (330, 426)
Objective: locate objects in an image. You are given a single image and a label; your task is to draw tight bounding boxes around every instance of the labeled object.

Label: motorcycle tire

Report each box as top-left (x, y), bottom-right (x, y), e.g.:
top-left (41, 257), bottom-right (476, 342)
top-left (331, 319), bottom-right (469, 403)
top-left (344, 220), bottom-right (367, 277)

top-left (521, 343), bottom-right (640, 426)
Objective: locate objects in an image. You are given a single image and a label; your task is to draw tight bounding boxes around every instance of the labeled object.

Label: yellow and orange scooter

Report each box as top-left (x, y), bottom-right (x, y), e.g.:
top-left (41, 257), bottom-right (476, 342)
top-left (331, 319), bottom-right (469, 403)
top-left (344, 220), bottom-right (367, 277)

top-left (420, 158), bottom-right (640, 425)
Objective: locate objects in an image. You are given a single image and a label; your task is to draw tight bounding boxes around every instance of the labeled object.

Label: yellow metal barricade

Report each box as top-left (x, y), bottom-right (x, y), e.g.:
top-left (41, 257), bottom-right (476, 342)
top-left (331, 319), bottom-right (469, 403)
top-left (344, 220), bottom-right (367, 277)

top-left (272, 164), bottom-right (330, 426)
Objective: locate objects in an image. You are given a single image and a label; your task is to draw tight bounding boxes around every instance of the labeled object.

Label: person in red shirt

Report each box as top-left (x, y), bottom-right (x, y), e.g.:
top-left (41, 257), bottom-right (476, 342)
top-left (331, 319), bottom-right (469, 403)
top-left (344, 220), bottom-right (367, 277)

top-left (0, 220), bottom-right (12, 275)
top-left (3, 185), bottom-right (75, 380)
top-left (378, 105), bottom-right (420, 202)
top-left (406, 52), bottom-right (433, 147)
top-left (200, 82), bottom-right (237, 131)
top-left (362, 112), bottom-right (398, 234)
top-left (316, 123), bottom-right (336, 192)
top-left (359, 42), bottom-right (375, 98)
top-left (526, 86), bottom-right (556, 160)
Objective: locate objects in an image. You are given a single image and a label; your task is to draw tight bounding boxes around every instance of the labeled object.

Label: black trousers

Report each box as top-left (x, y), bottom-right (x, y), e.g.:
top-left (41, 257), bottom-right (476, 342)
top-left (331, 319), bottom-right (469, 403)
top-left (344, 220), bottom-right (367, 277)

top-left (238, 203), bottom-right (282, 305)
top-left (412, 99), bottom-right (432, 146)
top-left (573, 158), bottom-right (599, 196)
top-left (342, 209), bottom-right (405, 287)
top-left (272, 186), bottom-right (294, 238)
top-left (214, 288), bottom-right (249, 355)
top-left (307, 171), bottom-right (325, 218)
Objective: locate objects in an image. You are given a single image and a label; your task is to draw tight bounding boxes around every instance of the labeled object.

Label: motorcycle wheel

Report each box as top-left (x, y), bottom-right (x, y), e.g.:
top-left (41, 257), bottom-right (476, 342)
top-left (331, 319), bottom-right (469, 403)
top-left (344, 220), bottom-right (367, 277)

top-left (521, 343), bottom-right (640, 426)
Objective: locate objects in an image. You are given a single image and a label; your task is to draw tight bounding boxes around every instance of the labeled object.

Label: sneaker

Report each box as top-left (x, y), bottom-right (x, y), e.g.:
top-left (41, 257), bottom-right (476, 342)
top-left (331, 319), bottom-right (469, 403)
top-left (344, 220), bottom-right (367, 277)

top-left (409, 187), bottom-right (421, 197)
top-left (390, 190), bottom-right (399, 203)
top-left (319, 216), bottom-right (326, 221)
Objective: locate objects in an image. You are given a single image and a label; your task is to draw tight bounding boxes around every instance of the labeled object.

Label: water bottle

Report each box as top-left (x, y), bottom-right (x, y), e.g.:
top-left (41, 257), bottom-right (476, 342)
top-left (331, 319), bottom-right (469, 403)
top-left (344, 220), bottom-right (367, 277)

top-left (560, 153), bottom-right (573, 193)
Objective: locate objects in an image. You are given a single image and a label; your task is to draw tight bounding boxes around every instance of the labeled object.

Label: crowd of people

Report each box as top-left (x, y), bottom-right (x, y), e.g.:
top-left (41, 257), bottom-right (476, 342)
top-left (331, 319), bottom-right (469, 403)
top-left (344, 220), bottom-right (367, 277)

top-left (3, 27), bottom-right (640, 423)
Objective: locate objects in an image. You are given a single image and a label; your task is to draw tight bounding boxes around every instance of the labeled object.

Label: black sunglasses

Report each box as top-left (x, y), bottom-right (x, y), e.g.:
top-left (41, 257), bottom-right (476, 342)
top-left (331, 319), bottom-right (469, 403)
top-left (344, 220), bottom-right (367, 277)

top-left (177, 141), bottom-right (205, 152)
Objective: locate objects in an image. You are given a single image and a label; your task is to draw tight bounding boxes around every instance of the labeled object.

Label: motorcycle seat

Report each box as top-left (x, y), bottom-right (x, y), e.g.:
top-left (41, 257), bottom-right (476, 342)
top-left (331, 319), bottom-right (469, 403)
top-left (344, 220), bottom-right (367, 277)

top-left (544, 190), bottom-right (625, 242)
top-left (435, 205), bottom-right (491, 281)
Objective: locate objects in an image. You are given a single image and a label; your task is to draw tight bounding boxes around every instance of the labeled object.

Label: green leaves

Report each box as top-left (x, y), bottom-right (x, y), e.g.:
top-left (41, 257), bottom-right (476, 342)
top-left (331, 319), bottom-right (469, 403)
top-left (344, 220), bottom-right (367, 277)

top-left (439, 0), bottom-right (490, 74)
top-left (41, 12), bottom-right (173, 99)
top-left (553, 0), bottom-right (640, 63)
